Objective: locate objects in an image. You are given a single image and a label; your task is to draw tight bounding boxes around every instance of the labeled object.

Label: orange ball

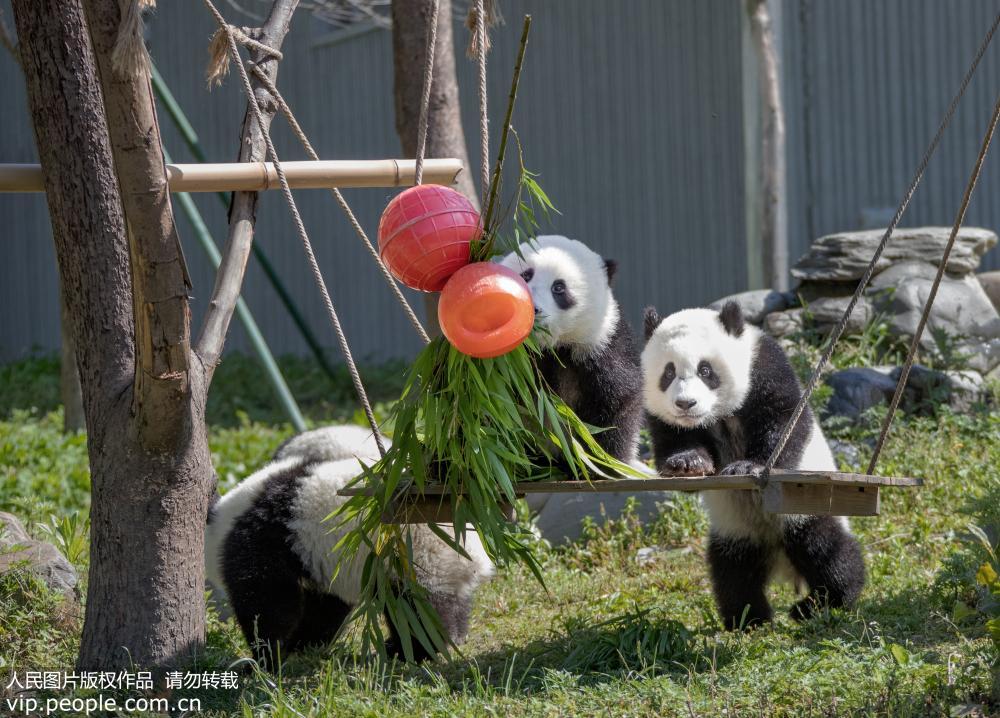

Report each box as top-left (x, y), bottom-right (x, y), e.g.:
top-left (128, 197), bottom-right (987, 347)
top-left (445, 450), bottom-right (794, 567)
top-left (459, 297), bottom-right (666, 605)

top-left (377, 185), bottom-right (480, 292)
top-left (438, 263), bottom-right (535, 359)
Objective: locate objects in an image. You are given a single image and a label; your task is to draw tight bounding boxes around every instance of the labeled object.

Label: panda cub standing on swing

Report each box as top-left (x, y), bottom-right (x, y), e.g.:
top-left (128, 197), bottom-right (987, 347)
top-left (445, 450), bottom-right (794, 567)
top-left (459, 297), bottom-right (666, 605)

top-left (642, 301), bottom-right (865, 628)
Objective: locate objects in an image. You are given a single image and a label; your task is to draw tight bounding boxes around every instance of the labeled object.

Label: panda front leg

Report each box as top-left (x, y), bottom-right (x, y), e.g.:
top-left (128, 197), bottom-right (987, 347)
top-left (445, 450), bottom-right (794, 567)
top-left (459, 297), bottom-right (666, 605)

top-left (225, 567), bottom-right (306, 669)
top-left (782, 516), bottom-right (866, 620)
top-left (707, 531), bottom-right (774, 630)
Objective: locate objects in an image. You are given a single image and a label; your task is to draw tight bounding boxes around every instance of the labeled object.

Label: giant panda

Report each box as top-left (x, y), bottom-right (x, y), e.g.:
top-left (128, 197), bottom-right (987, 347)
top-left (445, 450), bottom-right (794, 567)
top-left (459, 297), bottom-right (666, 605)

top-left (499, 235), bottom-right (643, 463)
top-left (205, 426), bottom-right (494, 665)
top-left (641, 301), bottom-right (865, 629)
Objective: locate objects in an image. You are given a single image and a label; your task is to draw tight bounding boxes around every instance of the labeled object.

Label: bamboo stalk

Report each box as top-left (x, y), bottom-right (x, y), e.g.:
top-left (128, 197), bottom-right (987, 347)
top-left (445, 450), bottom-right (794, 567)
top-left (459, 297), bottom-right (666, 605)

top-left (481, 14), bottom-right (531, 234)
top-left (0, 158), bottom-right (464, 193)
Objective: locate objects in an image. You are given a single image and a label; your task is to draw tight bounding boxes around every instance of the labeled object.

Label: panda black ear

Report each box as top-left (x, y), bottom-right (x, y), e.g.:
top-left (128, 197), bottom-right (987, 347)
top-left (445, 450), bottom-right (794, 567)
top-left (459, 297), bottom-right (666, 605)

top-left (719, 301), bottom-right (745, 337)
top-left (603, 258), bottom-right (618, 284)
top-left (643, 306), bottom-right (661, 341)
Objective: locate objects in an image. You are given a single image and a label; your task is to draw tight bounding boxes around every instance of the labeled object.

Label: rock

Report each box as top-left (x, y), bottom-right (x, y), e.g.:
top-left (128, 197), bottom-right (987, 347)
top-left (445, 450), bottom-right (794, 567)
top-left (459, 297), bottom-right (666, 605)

top-left (709, 289), bottom-right (792, 325)
top-left (0, 512), bottom-right (78, 596)
top-left (823, 367), bottom-right (897, 420)
top-left (807, 295), bottom-right (874, 334)
top-left (868, 261), bottom-right (1000, 352)
top-left (791, 227), bottom-right (997, 282)
top-left (889, 365), bottom-right (985, 413)
top-left (764, 308), bottom-right (806, 338)
top-left (828, 439), bottom-right (861, 468)
top-left (635, 547), bottom-right (658, 566)
top-left (954, 337), bottom-right (1000, 374)
top-left (980, 271), bottom-right (1000, 312)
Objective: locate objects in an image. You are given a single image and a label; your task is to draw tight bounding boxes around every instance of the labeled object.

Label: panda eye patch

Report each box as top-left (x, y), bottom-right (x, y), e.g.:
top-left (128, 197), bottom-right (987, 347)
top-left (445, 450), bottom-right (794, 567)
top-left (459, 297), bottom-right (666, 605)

top-left (520, 268), bottom-right (534, 282)
top-left (698, 360), bottom-right (720, 389)
top-left (551, 280), bottom-right (566, 294)
top-left (659, 362), bottom-right (676, 391)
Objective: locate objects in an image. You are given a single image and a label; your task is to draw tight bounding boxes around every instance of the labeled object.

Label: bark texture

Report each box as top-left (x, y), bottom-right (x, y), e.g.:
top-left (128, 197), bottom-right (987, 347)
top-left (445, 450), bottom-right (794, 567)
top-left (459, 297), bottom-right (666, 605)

top-left (392, 0), bottom-right (478, 333)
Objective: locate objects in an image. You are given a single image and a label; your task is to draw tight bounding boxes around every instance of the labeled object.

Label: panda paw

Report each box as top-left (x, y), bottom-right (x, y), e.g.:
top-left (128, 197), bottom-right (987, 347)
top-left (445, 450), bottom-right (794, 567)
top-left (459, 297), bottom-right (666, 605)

top-left (660, 449), bottom-right (715, 476)
top-left (719, 460), bottom-right (764, 477)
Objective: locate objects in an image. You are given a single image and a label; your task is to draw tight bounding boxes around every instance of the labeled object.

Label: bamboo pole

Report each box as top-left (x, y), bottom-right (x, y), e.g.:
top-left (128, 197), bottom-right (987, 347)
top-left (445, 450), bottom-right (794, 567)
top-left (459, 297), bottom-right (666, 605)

top-left (0, 159), bottom-right (464, 193)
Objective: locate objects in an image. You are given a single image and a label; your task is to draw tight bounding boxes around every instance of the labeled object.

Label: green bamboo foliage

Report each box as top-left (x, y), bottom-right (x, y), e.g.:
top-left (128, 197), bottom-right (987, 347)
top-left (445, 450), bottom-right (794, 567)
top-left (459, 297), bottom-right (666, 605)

top-left (332, 167), bottom-right (642, 662)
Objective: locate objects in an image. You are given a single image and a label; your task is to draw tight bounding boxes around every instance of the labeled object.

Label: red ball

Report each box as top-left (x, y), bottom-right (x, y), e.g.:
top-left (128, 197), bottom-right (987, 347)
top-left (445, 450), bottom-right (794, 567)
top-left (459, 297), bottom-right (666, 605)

top-left (438, 263), bottom-right (535, 359)
top-left (377, 185), bottom-right (480, 292)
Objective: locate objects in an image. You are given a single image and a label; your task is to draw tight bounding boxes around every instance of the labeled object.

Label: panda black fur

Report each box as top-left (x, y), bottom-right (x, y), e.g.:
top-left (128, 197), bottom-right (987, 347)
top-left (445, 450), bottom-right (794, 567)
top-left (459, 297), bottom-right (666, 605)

top-left (205, 426), bottom-right (494, 665)
top-left (499, 235), bottom-right (643, 462)
top-left (641, 301), bottom-right (865, 629)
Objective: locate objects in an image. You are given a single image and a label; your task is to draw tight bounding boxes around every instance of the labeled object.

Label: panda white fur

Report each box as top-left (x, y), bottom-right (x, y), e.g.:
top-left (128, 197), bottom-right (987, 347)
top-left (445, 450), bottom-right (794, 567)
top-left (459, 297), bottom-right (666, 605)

top-left (641, 301), bottom-right (865, 629)
top-left (205, 425), bottom-right (494, 664)
top-left (499, 235), bottom-right (643, 463)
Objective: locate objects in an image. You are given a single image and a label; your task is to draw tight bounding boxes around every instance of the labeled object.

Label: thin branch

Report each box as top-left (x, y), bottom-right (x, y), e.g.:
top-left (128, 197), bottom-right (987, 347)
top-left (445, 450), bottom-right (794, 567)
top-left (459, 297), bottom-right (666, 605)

top-left (196, 0), bottom-right (300, 375)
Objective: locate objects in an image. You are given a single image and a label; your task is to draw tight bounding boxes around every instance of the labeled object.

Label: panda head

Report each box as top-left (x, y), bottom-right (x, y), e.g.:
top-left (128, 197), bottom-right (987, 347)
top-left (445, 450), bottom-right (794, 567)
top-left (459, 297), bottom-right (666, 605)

top-left (641, 301), bottom-right (758, 428)
top-left (499, 235), bottom-right (619, 353)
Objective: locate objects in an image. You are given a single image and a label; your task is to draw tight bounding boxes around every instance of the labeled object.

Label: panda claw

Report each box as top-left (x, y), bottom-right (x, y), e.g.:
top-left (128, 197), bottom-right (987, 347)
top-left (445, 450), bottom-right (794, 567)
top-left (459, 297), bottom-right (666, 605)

top-left (662, 449), bottom-right (715, 476)
top-left (719, 460), bottom-right (763, 477)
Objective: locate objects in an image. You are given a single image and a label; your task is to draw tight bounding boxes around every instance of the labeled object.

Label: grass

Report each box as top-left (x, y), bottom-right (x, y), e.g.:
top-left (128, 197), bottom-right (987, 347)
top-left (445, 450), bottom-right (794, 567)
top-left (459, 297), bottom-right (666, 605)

top-left (0, 348), bottom-right (998, 716)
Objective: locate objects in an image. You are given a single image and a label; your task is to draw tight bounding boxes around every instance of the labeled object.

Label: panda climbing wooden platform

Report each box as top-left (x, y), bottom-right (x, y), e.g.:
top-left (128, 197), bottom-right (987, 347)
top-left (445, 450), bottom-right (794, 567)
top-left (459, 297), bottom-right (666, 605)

top-left (340, 470), bottom-right (922, 523)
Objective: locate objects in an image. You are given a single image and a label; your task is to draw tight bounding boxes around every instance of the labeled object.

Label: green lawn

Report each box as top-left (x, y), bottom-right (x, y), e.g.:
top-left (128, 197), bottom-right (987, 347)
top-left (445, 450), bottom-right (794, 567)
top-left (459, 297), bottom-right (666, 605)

top-left (1, 352), bottom-right (997, 717)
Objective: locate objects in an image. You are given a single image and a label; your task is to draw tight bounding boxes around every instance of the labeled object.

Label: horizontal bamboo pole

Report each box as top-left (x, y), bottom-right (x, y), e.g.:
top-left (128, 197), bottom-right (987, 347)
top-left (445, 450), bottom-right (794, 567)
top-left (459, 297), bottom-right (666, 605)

top-left (0, 159), bottom-right (464, 193)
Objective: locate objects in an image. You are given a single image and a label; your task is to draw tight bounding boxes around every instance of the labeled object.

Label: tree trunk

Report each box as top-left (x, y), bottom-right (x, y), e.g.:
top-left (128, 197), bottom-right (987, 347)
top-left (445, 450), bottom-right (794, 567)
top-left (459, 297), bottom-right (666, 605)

top-left (392, 0), bottom-right (478, 335)
top-left (12, 0), bottom-right (215, 670)
top-left (59, 293), bottom-right (86, 433)
top-left (747, 0), bottom-right (788, 290)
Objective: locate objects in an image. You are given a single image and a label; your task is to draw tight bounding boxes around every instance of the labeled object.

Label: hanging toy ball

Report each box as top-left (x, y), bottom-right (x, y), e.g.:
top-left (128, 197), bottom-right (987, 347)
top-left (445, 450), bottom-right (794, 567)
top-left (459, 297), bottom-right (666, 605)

top-left (377, 185), bottom-right (480, 292)
top-left (438, 263), bottom-right (535, 359)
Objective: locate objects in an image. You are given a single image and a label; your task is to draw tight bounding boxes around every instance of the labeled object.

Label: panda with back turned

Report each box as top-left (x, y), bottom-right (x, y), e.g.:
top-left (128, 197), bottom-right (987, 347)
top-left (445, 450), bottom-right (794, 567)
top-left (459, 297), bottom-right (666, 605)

top-left (205, 426), bottom-right (494, 666)
top-left (499, 235), bottom-right (643, 463)
top-left (641, 301), bottom-right (865, 628)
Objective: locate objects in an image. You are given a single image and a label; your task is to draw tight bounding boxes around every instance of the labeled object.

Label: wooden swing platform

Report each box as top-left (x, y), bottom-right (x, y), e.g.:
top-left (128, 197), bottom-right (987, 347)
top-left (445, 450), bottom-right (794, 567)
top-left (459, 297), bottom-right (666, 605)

top-left (341, 470), bottom-right (922, 522)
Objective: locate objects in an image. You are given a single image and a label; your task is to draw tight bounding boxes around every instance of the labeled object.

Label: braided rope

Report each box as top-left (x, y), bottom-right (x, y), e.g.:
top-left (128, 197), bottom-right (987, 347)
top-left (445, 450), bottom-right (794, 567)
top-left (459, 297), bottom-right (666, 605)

top-left (202, 0), bottom-right (386, 456)
top-left (413, 0), bottom-right (440, 186)
top-left (761, 10), bottom-right (1000, 477)
top-left (475, 0), bottom-right (489, 203)
top-left (867, 91), bottom-right (1000, 473)
top-left (248, 64), bottom-right (431, 345)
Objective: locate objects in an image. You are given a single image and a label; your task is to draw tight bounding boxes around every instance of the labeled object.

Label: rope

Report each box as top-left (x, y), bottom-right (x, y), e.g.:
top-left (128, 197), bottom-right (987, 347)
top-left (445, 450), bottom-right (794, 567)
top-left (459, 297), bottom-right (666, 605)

top-left (206, 23), bottom-right (283, 87)
top-left (474, 0), bottom-right (489, 203)
top-left (867, 91), bottom-right (1000, 473)
top-left (248, 64), bottom-right (431, 345)
top-left (761, 10), bottom-right (1000, 477)
top-left (202, 0), bottom-right (386, 456)
top-left (413, 0), bottom-right (440, 186)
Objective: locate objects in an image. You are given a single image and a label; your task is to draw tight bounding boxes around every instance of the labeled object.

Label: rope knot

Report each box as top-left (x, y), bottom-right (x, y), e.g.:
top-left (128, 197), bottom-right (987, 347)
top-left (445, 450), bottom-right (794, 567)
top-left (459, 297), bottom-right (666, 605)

top-left (206, 24), bottom-right (282, 88)
top-left (465, 0), bottom-right (502, 58)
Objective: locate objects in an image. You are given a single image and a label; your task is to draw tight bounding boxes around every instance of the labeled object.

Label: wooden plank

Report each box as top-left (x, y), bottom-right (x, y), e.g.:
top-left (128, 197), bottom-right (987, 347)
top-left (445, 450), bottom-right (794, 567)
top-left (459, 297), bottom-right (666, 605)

top-left (762, 482), bottom-right (881, 516)
top-left (340, 470), bottom-right (921, 498)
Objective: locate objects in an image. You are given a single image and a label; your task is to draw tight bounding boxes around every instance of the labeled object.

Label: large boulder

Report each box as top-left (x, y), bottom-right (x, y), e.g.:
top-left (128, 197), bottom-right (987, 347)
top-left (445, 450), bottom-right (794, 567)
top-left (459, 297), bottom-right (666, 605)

top-left (979, 271), bottom-right (1000, 312)
top-left (791, 227), bottom-right (997, 282)
top-left (0, 512), bottom-right (78, 596)
top-left (868, 261), bottom-right (1000, 356)
top-left (823, 367), bottom-right (898, 420)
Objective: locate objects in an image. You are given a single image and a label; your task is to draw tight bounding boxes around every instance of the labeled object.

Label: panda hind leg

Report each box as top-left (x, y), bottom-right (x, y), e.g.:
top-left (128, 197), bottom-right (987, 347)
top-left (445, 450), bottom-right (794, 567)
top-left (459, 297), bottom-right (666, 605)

top-left (286, 589), bottom-right (352, 651)
top-left (707, 532), bottom-right (774, 630)
top-left (384, 589), bottom-right (473, 662)
top-left (783, 516), bottom-right (866, 621)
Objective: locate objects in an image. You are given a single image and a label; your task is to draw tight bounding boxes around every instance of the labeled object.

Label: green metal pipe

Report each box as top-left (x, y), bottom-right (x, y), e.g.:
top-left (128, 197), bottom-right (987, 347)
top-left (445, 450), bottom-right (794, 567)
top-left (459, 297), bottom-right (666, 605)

top-left (151, 63), bottom-right (340, 384)
top-left (165, 147), bottom-right (307, 432)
